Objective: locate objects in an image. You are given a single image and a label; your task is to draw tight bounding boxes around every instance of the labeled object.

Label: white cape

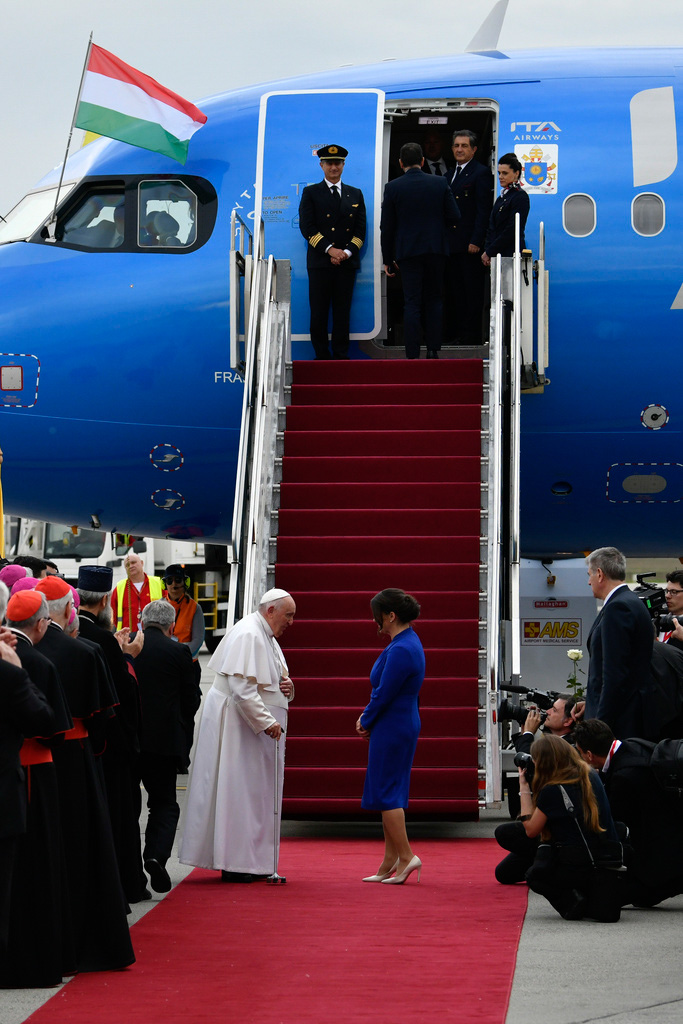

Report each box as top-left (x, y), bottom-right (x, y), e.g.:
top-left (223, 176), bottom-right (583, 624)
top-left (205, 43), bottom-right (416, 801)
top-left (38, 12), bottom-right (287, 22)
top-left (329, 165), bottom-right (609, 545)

top-left (179, 612), bottom-right (290, 874)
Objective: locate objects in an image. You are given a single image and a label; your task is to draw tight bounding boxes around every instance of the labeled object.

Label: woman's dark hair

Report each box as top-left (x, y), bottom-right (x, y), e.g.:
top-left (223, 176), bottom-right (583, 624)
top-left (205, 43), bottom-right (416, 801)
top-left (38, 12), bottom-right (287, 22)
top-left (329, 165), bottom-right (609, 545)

top-left (498, 152), bottom-right (522, 175)
top-left (370, 588), bottom-right (420, 625)
top-left (530, 734), bottom-right (604, 837)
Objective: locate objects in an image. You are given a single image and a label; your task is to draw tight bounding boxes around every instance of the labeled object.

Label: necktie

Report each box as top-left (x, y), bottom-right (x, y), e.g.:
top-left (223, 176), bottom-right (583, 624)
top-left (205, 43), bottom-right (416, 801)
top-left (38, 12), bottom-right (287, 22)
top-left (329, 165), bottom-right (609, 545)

top-left (331, 184), bottom-right (340, 205)
top-left (432, 163), bottom-right (442, 176)
top-left (454, 165), bottom-right (462, 181)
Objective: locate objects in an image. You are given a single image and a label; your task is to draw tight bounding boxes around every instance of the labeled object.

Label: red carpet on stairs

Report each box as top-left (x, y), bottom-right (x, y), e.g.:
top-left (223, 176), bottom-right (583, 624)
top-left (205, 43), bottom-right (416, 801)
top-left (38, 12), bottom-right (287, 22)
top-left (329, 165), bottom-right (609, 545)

top-left (276, 360), bottom-right (484, 818)
top-left (27, 839), bottom-right (527, 1024)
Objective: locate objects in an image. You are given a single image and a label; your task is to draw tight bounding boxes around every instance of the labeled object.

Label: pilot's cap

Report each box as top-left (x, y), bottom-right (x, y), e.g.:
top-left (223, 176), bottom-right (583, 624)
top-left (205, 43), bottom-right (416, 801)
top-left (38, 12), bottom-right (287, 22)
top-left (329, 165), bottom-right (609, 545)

top-left (317, 145), bottom-right (348, 161)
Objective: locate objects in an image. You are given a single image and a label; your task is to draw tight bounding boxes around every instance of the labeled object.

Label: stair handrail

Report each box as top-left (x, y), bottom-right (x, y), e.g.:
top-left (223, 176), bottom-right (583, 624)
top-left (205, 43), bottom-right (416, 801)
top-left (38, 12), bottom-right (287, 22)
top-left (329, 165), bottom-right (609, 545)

top-left (229, 210), bottom-right (254, 368)
top-left (484, 254), bottom-right (505, 803)
top-left (227, 240), bottom-right (291, 632)
top-left (509, 215), bottom-right (523, 688)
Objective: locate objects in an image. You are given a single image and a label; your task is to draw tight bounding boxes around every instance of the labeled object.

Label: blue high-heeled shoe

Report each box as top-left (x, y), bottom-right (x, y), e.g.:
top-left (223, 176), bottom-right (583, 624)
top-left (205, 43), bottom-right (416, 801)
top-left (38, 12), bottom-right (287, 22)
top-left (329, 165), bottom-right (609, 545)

top-left (362, 859), bottom-right (399, 882)
top-left (381, 855), bottom-right (421, 884)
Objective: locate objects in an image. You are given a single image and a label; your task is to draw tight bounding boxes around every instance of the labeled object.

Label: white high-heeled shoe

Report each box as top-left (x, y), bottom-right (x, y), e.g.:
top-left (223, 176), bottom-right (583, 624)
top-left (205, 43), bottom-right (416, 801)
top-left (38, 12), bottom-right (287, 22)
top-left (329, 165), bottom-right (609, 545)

top-left (362, 859), bottom-right (399, 882)
top-left (381, 855), bottom-right (421, 885)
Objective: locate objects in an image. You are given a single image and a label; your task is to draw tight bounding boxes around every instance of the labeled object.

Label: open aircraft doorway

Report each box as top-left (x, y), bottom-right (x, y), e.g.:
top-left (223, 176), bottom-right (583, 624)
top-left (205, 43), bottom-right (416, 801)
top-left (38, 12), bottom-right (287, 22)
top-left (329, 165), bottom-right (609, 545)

top-left (369, 98), bottom-right (497, 358)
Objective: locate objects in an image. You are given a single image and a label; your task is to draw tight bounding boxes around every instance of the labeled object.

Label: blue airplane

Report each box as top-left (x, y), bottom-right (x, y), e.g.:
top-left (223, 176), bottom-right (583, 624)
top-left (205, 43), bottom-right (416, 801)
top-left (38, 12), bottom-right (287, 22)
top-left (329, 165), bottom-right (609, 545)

top-left (0, 33), bottom-right (681, 556)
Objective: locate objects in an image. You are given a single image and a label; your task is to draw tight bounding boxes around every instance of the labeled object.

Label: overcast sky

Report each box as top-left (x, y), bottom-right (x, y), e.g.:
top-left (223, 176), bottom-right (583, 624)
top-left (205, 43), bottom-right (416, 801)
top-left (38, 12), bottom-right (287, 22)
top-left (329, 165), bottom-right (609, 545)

top-left (1, 0), bottom-right (681, 214)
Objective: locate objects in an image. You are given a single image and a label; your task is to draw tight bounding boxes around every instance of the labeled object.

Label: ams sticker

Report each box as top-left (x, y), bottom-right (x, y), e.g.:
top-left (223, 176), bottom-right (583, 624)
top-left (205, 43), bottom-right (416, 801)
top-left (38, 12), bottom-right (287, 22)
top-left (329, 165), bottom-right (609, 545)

top-left (522, 619), bottom-right (582, 645)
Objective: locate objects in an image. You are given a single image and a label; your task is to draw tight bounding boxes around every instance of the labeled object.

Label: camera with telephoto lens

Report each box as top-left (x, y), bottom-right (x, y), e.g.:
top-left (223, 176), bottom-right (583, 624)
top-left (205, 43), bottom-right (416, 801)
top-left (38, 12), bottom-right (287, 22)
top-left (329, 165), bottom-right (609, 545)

top-left (499, 699), bottom-right (548, 727)
top-left (514, 750), bottom-right (535, 784)
top-left (498, 684), bottom-right (554, 728)
top-left (633, 572), bottom-right (670, 630)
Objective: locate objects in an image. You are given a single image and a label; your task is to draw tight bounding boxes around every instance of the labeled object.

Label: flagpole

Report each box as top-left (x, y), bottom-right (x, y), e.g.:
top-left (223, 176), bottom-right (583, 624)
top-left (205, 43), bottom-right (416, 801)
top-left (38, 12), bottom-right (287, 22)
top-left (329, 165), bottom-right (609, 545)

top-left (46, 31), bottom-right (93, 240)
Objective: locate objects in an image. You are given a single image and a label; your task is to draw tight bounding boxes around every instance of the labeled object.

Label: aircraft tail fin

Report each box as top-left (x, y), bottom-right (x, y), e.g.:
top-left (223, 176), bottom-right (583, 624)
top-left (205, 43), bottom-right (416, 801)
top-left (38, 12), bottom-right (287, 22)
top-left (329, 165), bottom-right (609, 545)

top-left (465, 0), bottom-right (510, 59)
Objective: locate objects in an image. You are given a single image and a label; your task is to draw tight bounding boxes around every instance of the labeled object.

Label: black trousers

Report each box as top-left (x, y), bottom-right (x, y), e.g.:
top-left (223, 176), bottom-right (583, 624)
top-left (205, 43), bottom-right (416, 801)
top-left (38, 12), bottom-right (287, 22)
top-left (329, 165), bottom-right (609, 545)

top-left (398, 254), bottom-right (446, 358)
top-left (307, 265), bottom-right (357, 358)
top-left (139, 752), bottom-right (179, 867)
top-left (0, 837), bottom-right (18, 959)
top-left (494, 820), bottom-right (538, 884)
top-left (443, 250), bottom-right (487, 344)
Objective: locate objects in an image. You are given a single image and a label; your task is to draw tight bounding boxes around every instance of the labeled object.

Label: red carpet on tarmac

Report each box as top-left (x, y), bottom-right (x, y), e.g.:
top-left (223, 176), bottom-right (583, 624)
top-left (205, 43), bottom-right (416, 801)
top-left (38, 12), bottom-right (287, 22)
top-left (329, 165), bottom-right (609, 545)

top-left (28, 839), bottom-right (527, 1024)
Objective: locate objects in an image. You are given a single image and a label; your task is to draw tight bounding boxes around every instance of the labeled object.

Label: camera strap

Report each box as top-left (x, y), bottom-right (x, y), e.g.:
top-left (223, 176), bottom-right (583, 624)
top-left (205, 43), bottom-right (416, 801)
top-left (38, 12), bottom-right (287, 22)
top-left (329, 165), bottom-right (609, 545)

top-left (559, 785), bottom-right (596, 868)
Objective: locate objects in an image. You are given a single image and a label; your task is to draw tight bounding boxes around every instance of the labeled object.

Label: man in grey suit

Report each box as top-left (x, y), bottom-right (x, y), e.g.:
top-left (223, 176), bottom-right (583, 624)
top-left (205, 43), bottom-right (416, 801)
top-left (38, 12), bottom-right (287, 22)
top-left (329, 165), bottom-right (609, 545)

top-left (380, 142), bottom-right (460, 359)
top-left (584, 546), bottom-right (654, 738)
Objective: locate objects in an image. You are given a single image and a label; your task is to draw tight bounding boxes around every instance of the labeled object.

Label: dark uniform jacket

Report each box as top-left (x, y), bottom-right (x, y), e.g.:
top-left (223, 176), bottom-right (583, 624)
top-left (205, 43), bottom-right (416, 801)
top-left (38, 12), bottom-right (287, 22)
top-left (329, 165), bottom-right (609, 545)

top-left (299, 180), bottom-right (366, 270)
top-left (484, 186), bottom-right (530, 257)
top-left (380, 166), bottom-right (460, 264)
top-left (446, 160), bottom-right (494, 252)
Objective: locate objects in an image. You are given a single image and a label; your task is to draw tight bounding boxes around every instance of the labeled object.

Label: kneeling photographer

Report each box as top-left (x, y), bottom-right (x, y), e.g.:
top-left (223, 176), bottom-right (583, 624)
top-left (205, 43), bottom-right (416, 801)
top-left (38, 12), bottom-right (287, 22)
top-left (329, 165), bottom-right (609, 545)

top-left (494, 693), bottom-right (578, 885)
top-left (518, 735), bottom-right (624, 921)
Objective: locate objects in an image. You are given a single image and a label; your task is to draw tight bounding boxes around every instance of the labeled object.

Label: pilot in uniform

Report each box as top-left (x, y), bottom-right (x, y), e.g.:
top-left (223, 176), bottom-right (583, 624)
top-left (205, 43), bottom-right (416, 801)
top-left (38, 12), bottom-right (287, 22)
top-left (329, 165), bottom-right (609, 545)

top-left (298, 144), bottom-right (366, 359)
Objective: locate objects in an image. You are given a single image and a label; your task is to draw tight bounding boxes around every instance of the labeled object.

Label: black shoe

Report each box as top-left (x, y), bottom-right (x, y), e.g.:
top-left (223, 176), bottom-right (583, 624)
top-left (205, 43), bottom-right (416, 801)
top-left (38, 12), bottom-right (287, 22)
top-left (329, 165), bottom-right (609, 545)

top-left (561, 890), bottom-right (588, 920)
top-left (145, 858), bottom-right (172, 893)
top-left (221, 870), bottom-right (257, 883)
top-left (426, 350), bottom-right (439, 359)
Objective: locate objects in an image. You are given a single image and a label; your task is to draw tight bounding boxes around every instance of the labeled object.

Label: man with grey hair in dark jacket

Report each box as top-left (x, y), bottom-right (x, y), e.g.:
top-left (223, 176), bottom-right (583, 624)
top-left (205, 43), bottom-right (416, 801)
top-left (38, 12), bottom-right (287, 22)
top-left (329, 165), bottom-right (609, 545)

top-left (135, 599), bottom-right (197, 894)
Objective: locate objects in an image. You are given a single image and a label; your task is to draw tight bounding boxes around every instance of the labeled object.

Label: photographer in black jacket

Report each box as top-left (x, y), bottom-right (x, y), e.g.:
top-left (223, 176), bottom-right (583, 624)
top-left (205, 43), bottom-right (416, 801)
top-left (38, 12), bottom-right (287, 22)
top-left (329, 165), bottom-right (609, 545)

top-left (574, 718), bottom-right (683, 907)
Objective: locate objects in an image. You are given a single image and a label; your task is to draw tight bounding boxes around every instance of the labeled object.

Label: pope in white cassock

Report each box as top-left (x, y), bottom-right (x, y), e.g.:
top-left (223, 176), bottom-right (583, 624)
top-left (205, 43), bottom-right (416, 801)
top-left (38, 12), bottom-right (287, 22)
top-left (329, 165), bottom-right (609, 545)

top-left (179, 589), bottom-right (296, 881)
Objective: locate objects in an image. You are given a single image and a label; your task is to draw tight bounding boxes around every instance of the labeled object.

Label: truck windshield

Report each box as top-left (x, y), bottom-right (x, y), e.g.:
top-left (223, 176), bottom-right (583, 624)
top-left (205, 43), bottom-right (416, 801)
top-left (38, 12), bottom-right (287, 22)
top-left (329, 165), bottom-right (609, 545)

top-left (44, 524), bottom-right (105, 560)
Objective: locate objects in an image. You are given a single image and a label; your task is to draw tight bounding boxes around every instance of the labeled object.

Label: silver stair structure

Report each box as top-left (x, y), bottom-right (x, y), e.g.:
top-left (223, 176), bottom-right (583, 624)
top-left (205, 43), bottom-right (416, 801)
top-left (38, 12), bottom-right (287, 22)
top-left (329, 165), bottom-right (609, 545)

top-left (227, 213), bottom-right (291, 628)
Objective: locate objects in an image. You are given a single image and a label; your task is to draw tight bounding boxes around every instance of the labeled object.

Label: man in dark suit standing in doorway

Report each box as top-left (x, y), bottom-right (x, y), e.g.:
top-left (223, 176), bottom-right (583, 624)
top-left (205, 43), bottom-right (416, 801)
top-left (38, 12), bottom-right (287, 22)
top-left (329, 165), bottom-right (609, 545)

top-left (299, 145), bottom-right (366, 359)
top-left (444, 130), bottom-right (493, 345)
top-left (381, 142), bottom-right (460, 359)
top-left (584, 546), bottom-right (654, 738)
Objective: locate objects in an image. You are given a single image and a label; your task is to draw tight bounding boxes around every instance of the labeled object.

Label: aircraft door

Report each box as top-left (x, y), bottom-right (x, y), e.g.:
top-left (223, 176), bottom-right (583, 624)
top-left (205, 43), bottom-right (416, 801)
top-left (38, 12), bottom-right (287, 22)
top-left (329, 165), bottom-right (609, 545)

top-left (255, 90), bottom-right (384, 357)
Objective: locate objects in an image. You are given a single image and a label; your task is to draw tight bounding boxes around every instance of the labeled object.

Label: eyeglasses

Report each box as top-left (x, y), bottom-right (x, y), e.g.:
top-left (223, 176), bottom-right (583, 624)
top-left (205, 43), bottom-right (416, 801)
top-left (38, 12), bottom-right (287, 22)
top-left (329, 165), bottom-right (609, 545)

top-left (666, 589), bottom-right (683, 596)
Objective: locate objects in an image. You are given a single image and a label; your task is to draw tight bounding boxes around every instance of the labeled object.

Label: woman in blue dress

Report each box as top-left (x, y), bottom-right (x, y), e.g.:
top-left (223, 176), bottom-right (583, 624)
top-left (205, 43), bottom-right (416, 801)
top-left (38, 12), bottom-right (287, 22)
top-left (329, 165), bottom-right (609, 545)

top-left (356, 589), bottom-right (425, 885)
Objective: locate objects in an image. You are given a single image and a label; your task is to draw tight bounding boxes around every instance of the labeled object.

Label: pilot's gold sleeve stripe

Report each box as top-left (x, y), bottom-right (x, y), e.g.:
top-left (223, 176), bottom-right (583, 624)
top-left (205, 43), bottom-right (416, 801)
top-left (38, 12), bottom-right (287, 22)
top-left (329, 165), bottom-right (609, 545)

top-left (351, 236), bottom-right (363, 248)
top-left (309, 232), bottom-right (324, 247)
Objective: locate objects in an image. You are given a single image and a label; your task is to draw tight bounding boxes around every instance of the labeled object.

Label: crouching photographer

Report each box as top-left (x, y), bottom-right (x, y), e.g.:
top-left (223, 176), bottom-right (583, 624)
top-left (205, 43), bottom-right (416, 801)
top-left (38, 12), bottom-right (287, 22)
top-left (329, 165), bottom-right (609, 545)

top-left (518, 735), bottom-right (624, 921)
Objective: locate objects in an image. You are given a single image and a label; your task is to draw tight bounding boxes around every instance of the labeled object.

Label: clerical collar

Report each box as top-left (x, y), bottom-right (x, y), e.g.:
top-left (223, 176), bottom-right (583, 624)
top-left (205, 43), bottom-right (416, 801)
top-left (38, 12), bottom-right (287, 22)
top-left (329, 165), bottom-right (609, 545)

top-left (10, 627), bottom-right (32, 646)
top-left (602, 739), bottom-right (622, 772)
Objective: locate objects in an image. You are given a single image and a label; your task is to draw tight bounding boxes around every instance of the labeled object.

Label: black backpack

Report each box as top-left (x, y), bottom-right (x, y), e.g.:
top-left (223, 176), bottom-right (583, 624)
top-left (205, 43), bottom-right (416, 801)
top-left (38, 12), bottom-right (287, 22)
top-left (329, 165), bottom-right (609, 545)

top-left (650, 738), bottom-right (683, 795)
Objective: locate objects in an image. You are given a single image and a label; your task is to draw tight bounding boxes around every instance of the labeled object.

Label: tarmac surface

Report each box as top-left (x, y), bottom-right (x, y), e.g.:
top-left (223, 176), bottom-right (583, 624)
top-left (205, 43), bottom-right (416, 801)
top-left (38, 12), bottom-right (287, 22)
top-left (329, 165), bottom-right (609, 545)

top-left (3, 653), bottom-right (683, 1024)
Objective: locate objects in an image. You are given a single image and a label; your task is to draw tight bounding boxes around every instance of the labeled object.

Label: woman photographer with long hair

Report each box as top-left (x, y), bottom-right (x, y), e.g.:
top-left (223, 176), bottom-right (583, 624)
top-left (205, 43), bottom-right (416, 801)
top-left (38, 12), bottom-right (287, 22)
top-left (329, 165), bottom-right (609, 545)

top-left (519, 735), bottom-right (623, 921)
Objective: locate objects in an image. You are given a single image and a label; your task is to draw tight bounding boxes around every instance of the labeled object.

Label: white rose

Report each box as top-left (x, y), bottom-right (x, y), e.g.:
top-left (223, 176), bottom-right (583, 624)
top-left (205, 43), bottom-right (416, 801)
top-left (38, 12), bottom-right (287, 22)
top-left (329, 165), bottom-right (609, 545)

top-left (567, 649), bottom-right (583, 662)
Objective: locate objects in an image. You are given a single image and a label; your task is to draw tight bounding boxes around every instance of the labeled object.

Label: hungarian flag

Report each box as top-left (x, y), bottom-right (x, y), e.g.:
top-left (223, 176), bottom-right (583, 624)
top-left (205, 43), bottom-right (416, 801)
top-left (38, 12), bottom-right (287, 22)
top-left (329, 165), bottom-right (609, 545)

top-left (75, 44), bottom-right (207, 164)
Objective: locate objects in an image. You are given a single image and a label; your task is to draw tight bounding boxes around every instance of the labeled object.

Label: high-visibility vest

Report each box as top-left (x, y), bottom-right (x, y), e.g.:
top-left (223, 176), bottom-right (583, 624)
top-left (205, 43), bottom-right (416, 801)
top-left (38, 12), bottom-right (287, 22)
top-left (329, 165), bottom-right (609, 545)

top-left (115, 575), bottom-right (164, 629)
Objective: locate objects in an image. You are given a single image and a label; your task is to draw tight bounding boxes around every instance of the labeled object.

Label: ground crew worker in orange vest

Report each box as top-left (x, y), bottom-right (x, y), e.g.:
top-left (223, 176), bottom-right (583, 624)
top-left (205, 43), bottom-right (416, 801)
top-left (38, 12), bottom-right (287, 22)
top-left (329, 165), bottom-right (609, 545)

top-left (111, 553), bottom-right (165, 632)
top-left (163, 563), bottom-right (204, 768)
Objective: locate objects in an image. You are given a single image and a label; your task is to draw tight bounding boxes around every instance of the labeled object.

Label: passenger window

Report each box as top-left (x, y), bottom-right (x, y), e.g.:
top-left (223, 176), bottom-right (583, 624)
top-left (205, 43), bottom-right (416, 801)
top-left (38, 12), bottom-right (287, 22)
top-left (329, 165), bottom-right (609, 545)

top-left (563, 194), bottom-right (596, 237)
top-left (61, 192), bottom-right (125, 248)
top-left (138, 180), bottom-right (197, 248)
top-left (632, 193), bottom-right (665, 236)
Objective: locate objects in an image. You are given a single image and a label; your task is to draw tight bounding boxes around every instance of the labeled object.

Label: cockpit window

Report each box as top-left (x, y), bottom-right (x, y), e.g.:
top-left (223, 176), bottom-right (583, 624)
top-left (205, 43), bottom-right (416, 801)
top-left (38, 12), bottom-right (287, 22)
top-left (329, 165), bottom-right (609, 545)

top-left (0, 184), bottom-right (76, 245)
top-left (27, 174), bottom-right (217, 253)
top-left (61, 192), bottom-right (125, 248)
top-left (138, 180), bottom-right (197, 247)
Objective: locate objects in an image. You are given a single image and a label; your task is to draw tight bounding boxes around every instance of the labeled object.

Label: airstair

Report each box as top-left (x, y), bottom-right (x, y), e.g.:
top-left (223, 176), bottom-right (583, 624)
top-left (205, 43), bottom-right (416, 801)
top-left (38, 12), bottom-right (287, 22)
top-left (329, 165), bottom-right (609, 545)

top-left (227, 213), bottom-right (546, 815)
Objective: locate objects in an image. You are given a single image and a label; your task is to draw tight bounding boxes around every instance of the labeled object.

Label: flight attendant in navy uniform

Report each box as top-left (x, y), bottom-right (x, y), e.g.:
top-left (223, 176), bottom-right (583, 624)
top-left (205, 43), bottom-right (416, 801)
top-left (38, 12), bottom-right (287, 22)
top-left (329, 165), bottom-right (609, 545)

top-left (299, 144), bottom-right (366, 359)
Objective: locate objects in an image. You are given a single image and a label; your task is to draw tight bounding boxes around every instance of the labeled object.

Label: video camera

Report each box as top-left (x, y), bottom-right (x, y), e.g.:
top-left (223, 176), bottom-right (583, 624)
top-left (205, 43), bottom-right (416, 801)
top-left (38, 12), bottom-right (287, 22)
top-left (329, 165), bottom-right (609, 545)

top-left (498, 684), bottom-right (558, 728)
top-left (633, 572), bottom-right (674, 632)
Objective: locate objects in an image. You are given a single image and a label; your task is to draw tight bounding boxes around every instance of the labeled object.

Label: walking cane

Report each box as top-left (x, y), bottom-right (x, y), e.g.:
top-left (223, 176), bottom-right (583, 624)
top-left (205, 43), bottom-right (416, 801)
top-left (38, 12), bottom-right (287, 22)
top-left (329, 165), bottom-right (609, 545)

top-left (266, 734), bottom-right (286, 884)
